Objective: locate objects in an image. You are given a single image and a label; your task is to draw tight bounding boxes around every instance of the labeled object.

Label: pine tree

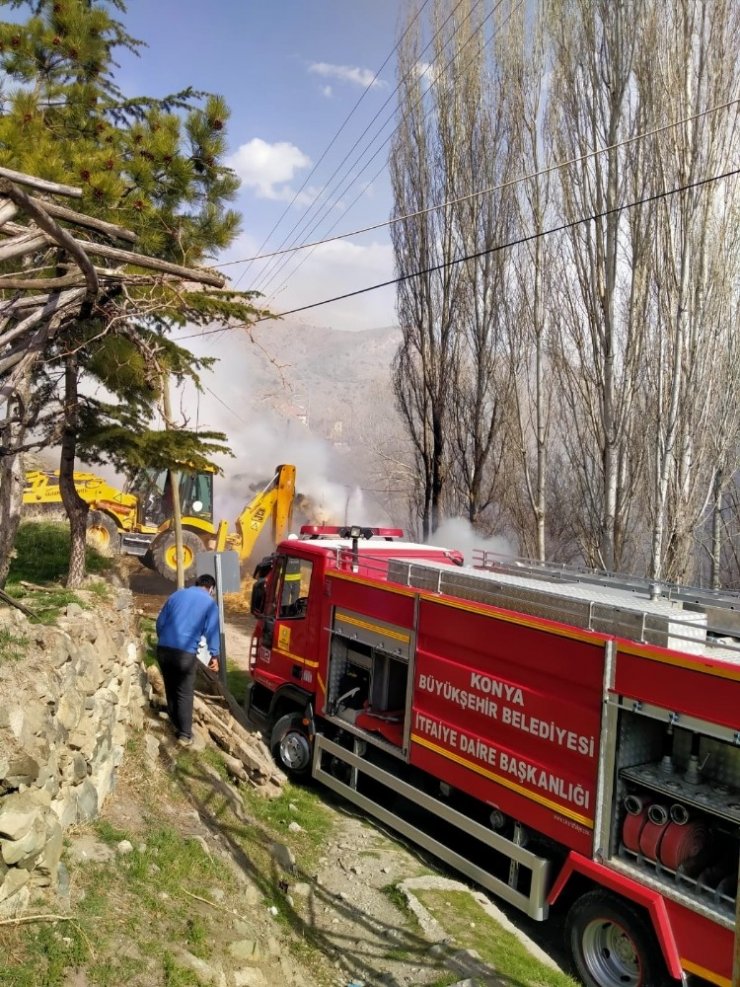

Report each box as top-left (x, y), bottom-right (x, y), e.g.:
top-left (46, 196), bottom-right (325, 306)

top-left (0, 0), bottom-right (263, 586)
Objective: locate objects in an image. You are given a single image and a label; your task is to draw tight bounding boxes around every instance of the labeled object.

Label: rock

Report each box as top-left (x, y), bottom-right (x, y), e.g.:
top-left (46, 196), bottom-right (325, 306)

top-left (57, 690), bottom-right (85, 732)
top-left (116, 840), bottom-right (134, 855)
top-left (269, 842), bottom-right (296, 873)
top-left (172, 947), bottom-right (226, 986)
top-left (227, 940), bottom-right (262, 962)
top-left (287, 821), bottom-right (303, 833)
top-left (74, 779), bottom-right (99, 822)
top-left (233, 969), bottom-right (268, 987)
top-left (66, 834), bottom-right (114, 865)
top-left (36, 818), bottom-right (63, 878)
top-left (4, 752), bottom-right (40, 787)
top-left (0, 789), bottom-right (47, 839)
top-left (0, 863), bottom-right (30, 902)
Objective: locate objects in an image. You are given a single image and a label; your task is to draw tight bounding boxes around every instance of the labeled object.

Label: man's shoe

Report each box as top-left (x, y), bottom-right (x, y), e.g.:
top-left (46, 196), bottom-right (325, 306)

top-left (177, 736), bottom-right (193, 747)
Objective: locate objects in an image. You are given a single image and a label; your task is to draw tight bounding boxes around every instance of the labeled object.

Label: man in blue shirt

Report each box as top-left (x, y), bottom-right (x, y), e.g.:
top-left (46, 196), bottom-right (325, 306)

top-left (156, 573), bottom-right (220, 745)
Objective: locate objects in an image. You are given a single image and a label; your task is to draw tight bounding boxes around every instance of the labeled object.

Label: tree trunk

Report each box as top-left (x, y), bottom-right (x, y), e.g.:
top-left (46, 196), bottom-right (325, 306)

top-left (161, 374), bottom-right (185, 588)
top-left (0, 378), bottom-right (30, 588)
top-left (59, 354), bottom-right (88, 588)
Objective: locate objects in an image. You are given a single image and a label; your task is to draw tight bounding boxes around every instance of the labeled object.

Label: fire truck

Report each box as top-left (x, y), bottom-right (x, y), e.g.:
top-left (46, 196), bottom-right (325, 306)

top-left (246, 524), bottom-right (740, 987)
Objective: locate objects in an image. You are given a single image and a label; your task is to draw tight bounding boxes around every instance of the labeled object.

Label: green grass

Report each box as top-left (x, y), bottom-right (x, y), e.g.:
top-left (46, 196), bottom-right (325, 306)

top-left (242, 778), bottom-right (333, 869)
top-left (7, 521), bottom-right (111, 584)
top-left (2, 521), bottom-right (114, 625)
top-left (226, 663), bottom-right (249, 704)
top-left (0, 920), bottom-right (88, 987)
top-left (415, 889), bottom-right (578, 987)
top-left (0, 627), bottom-right (28, 662)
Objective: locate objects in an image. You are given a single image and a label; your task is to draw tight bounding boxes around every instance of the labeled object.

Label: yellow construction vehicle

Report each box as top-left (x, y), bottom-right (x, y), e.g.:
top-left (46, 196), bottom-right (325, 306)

top-left (152, 464), bottom-right (296, 582)
top-left (22, 463), bottom-right (297, 583)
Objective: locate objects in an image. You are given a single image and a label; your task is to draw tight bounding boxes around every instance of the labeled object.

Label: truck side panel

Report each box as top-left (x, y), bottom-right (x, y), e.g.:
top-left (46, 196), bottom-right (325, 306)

top-left (665, 899), bottom-right (732, 986)
top-left (615, 643), bottom-right (740, 732)
top-left (409, 598), bottom-right (604, 856)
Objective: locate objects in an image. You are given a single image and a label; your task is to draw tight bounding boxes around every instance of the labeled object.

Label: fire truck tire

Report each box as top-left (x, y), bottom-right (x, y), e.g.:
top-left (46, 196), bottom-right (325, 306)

top-left (152, 530), bottom-right (202, 583)
top-left (86, 511), bottom-right (120, 555)
top-left (566, 890), bottom-right (670, 987)
top-left (270, 714), bottom-right (313, 780)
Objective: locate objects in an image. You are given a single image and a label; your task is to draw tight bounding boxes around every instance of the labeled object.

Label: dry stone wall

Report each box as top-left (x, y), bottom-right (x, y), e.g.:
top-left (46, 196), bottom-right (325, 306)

top-left (0, 587), bottom-right (147, 916)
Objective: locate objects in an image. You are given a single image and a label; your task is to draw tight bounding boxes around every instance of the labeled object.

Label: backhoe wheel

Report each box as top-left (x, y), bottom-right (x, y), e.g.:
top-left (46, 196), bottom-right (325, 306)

top-left (566, 890), bottom-right (669, 987)
top-left (151, 529), bottom-right (203, 583)
top-left (86, 511), bottom-right (120, 555)
top-left (270, 713), bottom-right (313, 781)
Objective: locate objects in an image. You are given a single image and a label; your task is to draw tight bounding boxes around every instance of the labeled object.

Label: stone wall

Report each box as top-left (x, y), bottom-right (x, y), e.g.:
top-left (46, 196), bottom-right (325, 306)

top-left (0, 587), bottom-right (147, 916)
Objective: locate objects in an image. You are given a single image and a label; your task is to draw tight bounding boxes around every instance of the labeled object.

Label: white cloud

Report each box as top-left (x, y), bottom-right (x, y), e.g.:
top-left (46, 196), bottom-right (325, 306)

top-left (227, 138), bottom-right (311, 200)
top-left (220, 233), bottom-right (397, 331)
top-left (260, 237), bottom-right (396, 331)
top-left (308, 62), bottom-right (386, 89)
top-left (321, 85), bottom-right (333, 98)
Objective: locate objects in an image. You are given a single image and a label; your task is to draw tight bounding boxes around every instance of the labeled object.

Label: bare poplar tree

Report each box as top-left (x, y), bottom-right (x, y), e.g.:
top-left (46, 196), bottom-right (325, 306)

top-left (547, 0), bottom-right (652, 571)
top-left (637, 0), bottom-right (740, 583)
top-left (441, 2), bottom-right (517, 528)
top-left (497, 2), bottom-right (554, 561)
top-left (391, 1), bottom-right (467, 537)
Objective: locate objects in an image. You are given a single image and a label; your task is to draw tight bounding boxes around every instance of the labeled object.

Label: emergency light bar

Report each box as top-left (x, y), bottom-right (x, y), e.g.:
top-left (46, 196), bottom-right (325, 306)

top-left (299, 524), bottom-right (404, 541)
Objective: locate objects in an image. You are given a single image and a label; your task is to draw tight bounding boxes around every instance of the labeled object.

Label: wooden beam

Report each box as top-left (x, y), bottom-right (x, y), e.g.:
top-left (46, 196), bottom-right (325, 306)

top-left (28, 196), bottom-right (137, 243)
top-left (68, 238), bottom-right (225, 287)
top-left (0, 166), bottom-right (82, 198)
top-left (0, 179), bottom-right (98, 302)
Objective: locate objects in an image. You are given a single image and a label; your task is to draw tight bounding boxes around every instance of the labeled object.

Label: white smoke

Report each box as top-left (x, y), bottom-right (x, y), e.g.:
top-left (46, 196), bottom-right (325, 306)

top-left (427, 517), bottom-right (516, 566)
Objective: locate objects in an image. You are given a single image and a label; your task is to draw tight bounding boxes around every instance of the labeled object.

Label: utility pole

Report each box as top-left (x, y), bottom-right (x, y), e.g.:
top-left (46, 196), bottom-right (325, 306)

top-left (161, 375), bottom-right (185, 589)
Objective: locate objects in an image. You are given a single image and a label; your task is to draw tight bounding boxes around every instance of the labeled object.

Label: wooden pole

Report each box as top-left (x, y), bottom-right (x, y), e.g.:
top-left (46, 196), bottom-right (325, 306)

top-left (161, 376), bottom-right (185, 589)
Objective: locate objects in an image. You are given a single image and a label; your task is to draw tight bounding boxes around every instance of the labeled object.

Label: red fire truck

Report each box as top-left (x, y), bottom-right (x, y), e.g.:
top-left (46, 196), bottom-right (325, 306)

top-left (246, 524), bottom-right (740, 987)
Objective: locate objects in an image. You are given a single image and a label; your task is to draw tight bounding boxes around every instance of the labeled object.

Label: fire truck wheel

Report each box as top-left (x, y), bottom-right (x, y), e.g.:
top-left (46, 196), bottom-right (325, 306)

top-left (152, 530), bottom-right (202, 583)
top-left (86, 511), bottom-right (120, 555)
top-left (566, 890), bottom-right (669, 987)
top-left (270, 714), bottom-right (313, 780)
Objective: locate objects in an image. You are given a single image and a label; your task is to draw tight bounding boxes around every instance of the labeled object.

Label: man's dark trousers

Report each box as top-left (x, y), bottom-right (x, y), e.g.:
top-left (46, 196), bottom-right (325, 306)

top-left (156, 645), bottom-right (197, 739)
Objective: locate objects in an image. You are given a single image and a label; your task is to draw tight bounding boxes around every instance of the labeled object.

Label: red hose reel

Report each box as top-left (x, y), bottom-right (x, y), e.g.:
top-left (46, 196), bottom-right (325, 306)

top-left (622, 796), bottom-right (708, 870)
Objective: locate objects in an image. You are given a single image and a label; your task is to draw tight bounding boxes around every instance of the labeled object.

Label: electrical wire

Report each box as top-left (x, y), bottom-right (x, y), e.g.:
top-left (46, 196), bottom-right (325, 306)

top-left (178, 164), bottom-right (738, 343)
top-left (252, 0), bottom-right (487, 297)
top-left (233, 0), bottom-right (433, 289)
top-left (258, 0), bottom-right (506, 301)
top-left (221, 97), bottom-right (740, 267)
top-left (265, 166), bottom-right (739, 320)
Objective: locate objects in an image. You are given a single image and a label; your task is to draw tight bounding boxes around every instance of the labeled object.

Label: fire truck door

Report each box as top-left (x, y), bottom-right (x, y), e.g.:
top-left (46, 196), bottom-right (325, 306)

top-left (270, 556), bottom-right (315, 683)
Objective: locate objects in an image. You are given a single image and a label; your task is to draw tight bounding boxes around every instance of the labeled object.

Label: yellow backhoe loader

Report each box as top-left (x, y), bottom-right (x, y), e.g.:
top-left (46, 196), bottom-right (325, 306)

top-left (22, 463), bottom-right (297, 583)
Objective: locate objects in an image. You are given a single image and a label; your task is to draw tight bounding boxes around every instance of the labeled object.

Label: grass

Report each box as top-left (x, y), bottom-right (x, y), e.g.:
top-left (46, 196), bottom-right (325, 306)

top-left (3, 521), bottom-right (112, 625)
top-left (0, 627), bottom-right (29, 662)
top-left (226, 663), bottom-right (249, 704)
top-left (415, 889), bottom-right (578, 987)
top-left (8, 521), bottom-right (111, 584)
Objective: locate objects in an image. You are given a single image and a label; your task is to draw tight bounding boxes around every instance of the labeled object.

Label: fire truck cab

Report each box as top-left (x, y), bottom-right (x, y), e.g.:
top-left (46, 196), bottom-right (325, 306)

top-left (246, 525), bottom-right (740, 987)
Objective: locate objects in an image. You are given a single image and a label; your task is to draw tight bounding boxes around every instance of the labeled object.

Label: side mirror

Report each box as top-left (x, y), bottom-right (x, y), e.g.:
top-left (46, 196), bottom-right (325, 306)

top-left (250, 578), bottom-right (267, 616)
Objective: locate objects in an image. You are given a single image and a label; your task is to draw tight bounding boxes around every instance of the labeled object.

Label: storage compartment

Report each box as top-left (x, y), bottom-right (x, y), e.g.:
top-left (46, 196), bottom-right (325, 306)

top-left (611, 708), bottom-right (740, 918)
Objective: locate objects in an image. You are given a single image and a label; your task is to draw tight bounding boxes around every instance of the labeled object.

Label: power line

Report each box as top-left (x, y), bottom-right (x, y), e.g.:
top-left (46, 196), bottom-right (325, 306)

top-left (233, 0), bottom-right (433, 290)
top-left (263, 167), bottom-right (740, 320)
top-left (181, 165), bottom-right (739, 342)
top-left (252, 0), bottom-right (487, 297)
top-left (259, 0), bottom-right (509, 302)
top-left (221, 97), bottom-right (740, 267)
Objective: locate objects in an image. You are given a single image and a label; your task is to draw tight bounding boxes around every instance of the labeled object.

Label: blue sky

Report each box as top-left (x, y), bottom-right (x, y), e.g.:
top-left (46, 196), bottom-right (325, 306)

top-left (118, 1), bottom-right (404, 330)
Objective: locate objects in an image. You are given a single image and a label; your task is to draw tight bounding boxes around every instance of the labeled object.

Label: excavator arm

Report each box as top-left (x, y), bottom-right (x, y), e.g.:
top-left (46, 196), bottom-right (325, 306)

top-left (221, 464), bottom-right (296, 562)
